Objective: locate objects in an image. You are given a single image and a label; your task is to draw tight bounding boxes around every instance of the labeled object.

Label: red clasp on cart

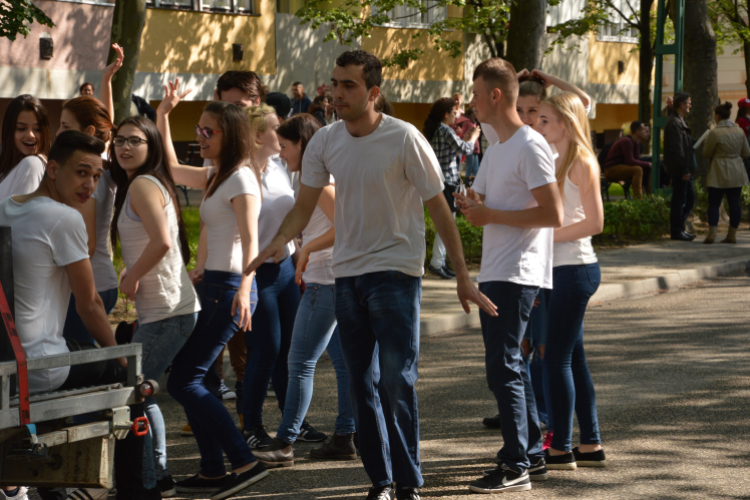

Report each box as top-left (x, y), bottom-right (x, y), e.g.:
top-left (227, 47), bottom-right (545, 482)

top-left (131, 416), bottom-right (149, 437)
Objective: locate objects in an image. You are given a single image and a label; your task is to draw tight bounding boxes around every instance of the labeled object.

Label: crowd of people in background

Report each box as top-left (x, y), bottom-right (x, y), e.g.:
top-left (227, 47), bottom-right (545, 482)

top-left (0, 33), bottom-right (747, 500)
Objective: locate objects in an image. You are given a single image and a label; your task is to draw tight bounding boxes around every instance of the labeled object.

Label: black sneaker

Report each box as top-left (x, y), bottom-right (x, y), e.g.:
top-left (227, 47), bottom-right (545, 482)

top-left (427, 264), bottom-right (452, 279)
top-left (395, 484), bottom-right (420, 499)
top-left (441, 265), bottom-right (456, 278)
top-left (572, 446), bottom-right (606, 467)
top-left (482, 414), bottom-right (501, 429)
top-left (297, 421), bottom-right (328, 442)
top-left (365, 485), bottom-right (394, 500)
top-left (175, 473), bottom-right (227, 494)
top-left (244, 425), bottom-right (273, 449)
top-left (469, 464), bottom-right (531, 493)
top-left (210, 462), bottom-right (269, 500)
top-left (483, 457), bottom-right (547, 482)
top-left (544, 449), bottom-right (577, 470)
top-left (157, 475), bottom-right (177, 497)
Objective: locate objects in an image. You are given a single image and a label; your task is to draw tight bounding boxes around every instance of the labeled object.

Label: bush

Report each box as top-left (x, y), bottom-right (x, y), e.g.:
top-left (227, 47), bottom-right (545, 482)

top-left (423, 206), bottom-right (483, 268)
top-left (596, 195), bottom-right (670, 242)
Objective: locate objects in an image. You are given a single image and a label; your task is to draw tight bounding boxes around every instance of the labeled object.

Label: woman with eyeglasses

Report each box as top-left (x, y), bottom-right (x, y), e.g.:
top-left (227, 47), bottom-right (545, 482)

top-left (108, 115), bottom-right (202, 498)
top-left (156, 81), bottom-right (269, 499)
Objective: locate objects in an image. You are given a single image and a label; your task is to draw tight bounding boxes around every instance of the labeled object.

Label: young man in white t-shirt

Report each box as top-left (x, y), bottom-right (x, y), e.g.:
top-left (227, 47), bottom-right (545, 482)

top-left (246, 50), bottom-right (496, 500)
top-left (0, 130), bottom-right (147, 500)
top-left (455, 58), bottom-right (564, 494)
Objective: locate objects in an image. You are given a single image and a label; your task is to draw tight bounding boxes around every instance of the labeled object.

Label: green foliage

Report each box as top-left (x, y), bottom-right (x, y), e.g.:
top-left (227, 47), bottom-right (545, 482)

top-left (0, 0), bottom-right (54, 41)
top-left (595, 195), bottom-right (671, 242)
top-left (692, 177), bottom-right (709, 221)
top-left (423, 206), bottom-right (483, 268)
top-left (295, 0), bottom-right (511, 68)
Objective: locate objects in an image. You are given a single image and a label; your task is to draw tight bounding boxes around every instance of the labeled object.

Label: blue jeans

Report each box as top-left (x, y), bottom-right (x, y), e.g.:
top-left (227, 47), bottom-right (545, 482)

top-left (478, 281), bottom-right (544, 473)
top-left (134, 312), bottom-right (198, 489)
top-left (62, 288), bottom-right (119, 344)
top-left (465, 153), bottom-right (480, 179)
top-left (335, 271), bottom-right (423, 488)
top-left (526, 289), bottom-right (551, 430)
top-left (544, 263), bottom-right (601, 452)
top-left (276, 283), bottom-right (355, 443)
top-left (168, 270), bottom-right (258, 477)
top-left (243, 258), bottom-right (300, 430)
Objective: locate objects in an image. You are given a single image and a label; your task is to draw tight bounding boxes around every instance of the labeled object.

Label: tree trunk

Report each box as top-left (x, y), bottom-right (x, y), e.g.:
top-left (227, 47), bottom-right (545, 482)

top-left (744, 40), bottom-right (750, 96)
top-left (638, 0), bottom-right (653, 127)
top-left (683, 0), bottom-right (718, 179)
top-left (108, 0), bottom-right (147, 125)
top-left (505, 0), bottom-right (547, 71)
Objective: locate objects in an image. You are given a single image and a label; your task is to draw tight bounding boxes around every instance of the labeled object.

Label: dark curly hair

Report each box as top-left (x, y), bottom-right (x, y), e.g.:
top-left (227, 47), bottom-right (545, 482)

top-left (335, 50), bottom-right (382, 89)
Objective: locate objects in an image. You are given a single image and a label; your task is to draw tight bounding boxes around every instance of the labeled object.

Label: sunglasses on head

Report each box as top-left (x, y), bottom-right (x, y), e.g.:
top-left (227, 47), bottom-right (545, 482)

top-left (195, 125), bottom-right (222, 139)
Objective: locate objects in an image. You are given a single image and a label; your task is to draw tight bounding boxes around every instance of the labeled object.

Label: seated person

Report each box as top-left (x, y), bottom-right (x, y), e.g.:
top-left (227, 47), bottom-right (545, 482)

top-left (0, 131), bottom-right (148, 500)
top-left (603, 120), bottom-right (652, 198)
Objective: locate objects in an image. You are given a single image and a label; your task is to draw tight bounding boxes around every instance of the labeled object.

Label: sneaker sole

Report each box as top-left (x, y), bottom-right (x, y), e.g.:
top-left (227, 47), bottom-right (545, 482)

top-left (576, 460), bottom-right (606, 468)
top-left (296, 436), bottom-right (327, 442)
top-left (469, 483), bottom-right (532, 494)
top-left (309, 453), bottom-right (358, 461)
top-left (160, 487), bottom-right (177, 497)
top-left (210, 469), bottom-right (269, 500)
top-left (530, 472), bottom-right (548, 481)
top-left (546, 462), bottom-right (577, 470)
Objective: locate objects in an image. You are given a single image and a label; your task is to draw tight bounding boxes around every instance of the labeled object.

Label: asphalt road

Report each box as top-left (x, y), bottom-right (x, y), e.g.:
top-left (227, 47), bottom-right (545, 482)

top-left (30, 276), bottom-right (750, 499)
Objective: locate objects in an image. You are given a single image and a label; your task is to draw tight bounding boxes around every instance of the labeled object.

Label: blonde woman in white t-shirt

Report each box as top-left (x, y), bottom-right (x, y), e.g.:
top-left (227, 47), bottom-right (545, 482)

top-left (0, 94), bottom-right (51, 201)
top-left (537, 92), bottom-right (606, 470)
top-left (251, 114), bottom-right (357, 468)
top-left (157, 89), bottom-right (269, 498)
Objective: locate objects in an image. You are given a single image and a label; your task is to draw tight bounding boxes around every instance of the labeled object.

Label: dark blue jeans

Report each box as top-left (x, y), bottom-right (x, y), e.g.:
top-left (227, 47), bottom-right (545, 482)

top-left (525, 289), bottom-right (550, 429)
top-left (243, 257), bottom-right (300, 430)
top-left (708, 186), bottom-right (742, 228)
top-left (62, 288), bottom-right (119, 344)
top-left (478, 281), bottom-right (544, 473)
top-left (335, 271), bottom-right (423, 488)
top-left (168, 270), bottom-right (258, 477)
top-left (670, 176), bottom-right (695, 236)
top-left (544, 263), bottom-right (601, 452)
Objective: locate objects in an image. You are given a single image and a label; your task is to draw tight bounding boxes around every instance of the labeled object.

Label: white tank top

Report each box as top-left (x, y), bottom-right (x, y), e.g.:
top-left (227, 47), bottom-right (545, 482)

top-left (553, 175), bottom-right (598, 268)
top-left (118, 175), bottom-right (200, 324)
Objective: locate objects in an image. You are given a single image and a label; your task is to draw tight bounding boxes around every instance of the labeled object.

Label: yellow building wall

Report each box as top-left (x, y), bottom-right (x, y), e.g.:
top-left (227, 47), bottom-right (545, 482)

top-left (391, 102), bottom-right (432, 131)
top-left (138, 3), bottom-right (276, 76)
top-left (587, 32), bottom-right (639, 86)
top-left (362, 27), bottom-right (464, 82)
top-left (589, 103), bottom-right (639, 133)
top-left (150, 100), bottom-right (208, 142)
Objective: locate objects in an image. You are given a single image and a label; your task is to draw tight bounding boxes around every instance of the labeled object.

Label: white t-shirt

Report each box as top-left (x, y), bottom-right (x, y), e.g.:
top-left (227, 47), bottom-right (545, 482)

top-left (473, 126), bottom-right (557, 288)
top-left (0, 156), bottom-right (45, 201)
top-left (259, 158), bottom-right (296, 263)
top-left (201, 167), bottom-right (262, 275)
top-left (0, 196), bottom-right (89, 393)
top-left (301, 114), bottom-right (444, 278)
top-left (89, 171), bottom-right (118, 292)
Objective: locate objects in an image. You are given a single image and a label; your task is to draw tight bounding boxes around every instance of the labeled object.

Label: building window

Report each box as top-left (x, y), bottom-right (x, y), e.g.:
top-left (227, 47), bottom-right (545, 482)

top-left (597, 0), bottom-right (639, 43)
top-left (147, 0), bottom-right (254, 14)
top-left (373, 0), bottom-right (447, 29)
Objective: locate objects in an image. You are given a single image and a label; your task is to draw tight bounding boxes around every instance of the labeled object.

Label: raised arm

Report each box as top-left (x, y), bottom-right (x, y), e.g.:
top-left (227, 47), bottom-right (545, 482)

top-left (100, 43), bottom-right (124, 123)
top-left (118, 178), bottom-right (172, 301)
top-left (156, 79), bottom-right (209, 189)
top-left (532, 69), bottom-right (591, 111)
top-left (244, 182), bottom-right (323, 275)
top-left (232, 193), bottom-right (261, 332)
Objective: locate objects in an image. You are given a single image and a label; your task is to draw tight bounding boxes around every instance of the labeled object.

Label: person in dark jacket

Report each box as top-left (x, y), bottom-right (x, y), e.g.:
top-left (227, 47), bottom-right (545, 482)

top-left (664, 91), bottom-right (696, 241)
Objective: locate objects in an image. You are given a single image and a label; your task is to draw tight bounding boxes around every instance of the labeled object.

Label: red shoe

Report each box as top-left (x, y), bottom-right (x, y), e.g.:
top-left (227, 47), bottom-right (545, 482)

top-left (542, 431), bottom-right (553, 451)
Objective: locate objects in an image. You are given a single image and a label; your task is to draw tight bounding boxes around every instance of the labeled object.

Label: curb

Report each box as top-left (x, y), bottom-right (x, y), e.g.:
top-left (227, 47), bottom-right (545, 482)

top-left (419, 257), bottom-right (750, 337)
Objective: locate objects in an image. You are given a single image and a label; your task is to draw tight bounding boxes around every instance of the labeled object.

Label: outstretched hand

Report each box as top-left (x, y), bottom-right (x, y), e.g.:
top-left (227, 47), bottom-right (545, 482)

top-left (457, 276), bottom-right (497, 316)
top-left (103, 43), bottom-right (124, 80)
top-left (158, 79), bottom-right (193, 115)
top-left (244, 238), bottom-right (288, 276)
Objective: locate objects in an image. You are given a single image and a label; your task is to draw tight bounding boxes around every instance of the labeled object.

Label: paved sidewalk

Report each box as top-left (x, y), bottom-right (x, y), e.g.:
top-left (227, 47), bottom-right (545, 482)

top-left (420, 230), bottom-right (750, 336)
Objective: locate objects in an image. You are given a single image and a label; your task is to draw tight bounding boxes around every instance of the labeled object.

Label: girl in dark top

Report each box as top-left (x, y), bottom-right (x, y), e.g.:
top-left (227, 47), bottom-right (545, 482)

top-left (308, 95), bottom-right (328, 127)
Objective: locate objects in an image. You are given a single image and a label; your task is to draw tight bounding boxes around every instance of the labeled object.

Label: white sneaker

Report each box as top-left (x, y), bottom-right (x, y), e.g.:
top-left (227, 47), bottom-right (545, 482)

top-left (219, 380), bottom-right (236, 400)
top-left (1, 487), bottom-right (27, 500)
top-left (65, 488), bottom-right (109, 500)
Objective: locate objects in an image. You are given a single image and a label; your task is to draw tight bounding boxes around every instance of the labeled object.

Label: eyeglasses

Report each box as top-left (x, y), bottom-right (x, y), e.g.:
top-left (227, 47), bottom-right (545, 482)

top-left (113, 136), bottom-right (148, 147)
top-left (195, 125), bottom-right (222, 139)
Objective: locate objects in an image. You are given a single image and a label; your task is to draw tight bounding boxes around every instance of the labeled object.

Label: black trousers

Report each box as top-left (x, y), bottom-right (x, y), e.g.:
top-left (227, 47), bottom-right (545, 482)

top-left (670, 176), bottom-right (695, 236)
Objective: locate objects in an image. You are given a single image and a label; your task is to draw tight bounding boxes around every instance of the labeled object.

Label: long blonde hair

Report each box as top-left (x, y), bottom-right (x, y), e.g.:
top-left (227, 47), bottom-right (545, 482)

top-left (542, 92), bottom-right (599, 197)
